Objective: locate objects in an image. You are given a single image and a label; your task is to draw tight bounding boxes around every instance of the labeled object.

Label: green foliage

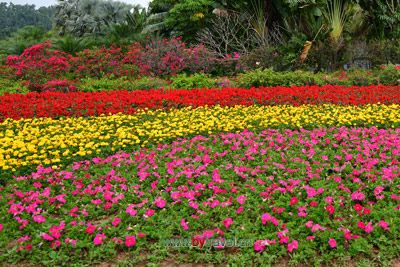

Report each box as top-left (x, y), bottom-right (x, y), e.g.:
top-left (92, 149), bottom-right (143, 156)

top-left (236, 67), bottom-right (400, 88)
top-left (78, 77), bottom-right (169, 92)
top-left (0, 26), bottom-right (48, 55)
top-left (367, 39), bottom-right (400, 65)
top-left (166, 0), bottom-right (214, 42)
top-left (105, 6), bottom-right (147, 45)
top-left (239, 46), bottom-right (286, 71)
top-left (236, 68), bottom-right (325, 88)
top-left (358, 0), bottom-right (400, 38)
top-left (375, 64), bottom-right (400, 85)
top-left (0, 78), bottom-right (29, 95)
top-left (52, 35), bottom-right (95, 55)
top-left (170, 73), bottom-right (217, 89)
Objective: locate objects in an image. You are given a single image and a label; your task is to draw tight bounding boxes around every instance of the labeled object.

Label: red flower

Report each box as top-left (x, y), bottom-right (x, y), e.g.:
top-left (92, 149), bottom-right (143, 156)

top-left (325, 205), bottom-right (335, 215)
top-left (290, 196), bottom-right (299, 206)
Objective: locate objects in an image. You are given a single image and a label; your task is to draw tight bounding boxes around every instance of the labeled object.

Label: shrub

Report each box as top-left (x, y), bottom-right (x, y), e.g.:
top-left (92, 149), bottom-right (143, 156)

top-left (126, 77), bottom-right (169, 90)
top-left (236, 68), bottom-right (324, 88)
top-left (170, 73), bottom-right (217, 89)
top-left (42, 79), bottom-right (77, 93)
top-left (239, 46), bottom-right (287, 71)
top-left (0, 78), bottom-right (29, 95)
top-left (6, 41), bottom-right (72, 91)
top-left (123, 37), bottom-right (218, 77)
top-left (376, 64), bottom-right (400, 85)
top-left (78, 77), bottom-right (169, 92)
top-left (72, 47), bottom-right (137, 79)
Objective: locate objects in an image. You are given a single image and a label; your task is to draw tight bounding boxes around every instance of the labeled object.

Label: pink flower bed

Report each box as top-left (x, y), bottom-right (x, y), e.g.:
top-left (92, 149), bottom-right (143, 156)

top-left (1, 127), bottom-right (399, 265)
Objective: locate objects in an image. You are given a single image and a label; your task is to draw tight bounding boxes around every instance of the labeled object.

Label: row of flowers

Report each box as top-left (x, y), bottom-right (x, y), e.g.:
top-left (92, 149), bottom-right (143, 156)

top-left (1, 104), bottom-right (399, 175)
top-left (1, 85), bottom-right (399, 121)
top-left (1, 127), bottom-right (399, 264)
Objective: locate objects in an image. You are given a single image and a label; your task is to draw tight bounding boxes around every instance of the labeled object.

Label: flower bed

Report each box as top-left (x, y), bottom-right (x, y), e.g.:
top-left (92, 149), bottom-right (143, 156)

top-left (1, 128), bottom-right (399, 265)
top-left (0, 85), bottom-right (399, 121)
top-left (1, 104), bottom-right (399, 176)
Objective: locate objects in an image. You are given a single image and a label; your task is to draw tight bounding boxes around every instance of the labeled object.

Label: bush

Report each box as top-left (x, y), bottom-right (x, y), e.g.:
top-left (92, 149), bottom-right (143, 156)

top-left (72, 47), bottom-right (137, 79)
top-left (78, 77), bottom-right (169, 92)
top-left (127, 77), bottom-right (169, 90)
top-left (239, 46), bottom-right (286, 71)
top-left (42, 79), bottom-right (77, 92)
top-left (236, 68), bottom-right (324, 88)
top-left (123, 37), bottom-right (218, 77)
top-left (170, 73), bottom-right (217, 89)
top-left (367, 40), bottom-right (400, 66)
top-left (6, 41), bottom-right (72, 91)
top-left (375, 64), bottom-right (400, 85)
top-left (0, 78), bottom-right (29, 95)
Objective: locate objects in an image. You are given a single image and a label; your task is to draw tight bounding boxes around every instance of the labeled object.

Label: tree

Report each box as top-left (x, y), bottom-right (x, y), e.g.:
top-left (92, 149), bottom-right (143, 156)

top-left (358, 0), bottom-right (400, 38)
top-left (0, 3), bottom-right (55, 39)
top-left (54, 0), bottom-right (133, 37)
top-left (165, 0), bottom-right (214, 41)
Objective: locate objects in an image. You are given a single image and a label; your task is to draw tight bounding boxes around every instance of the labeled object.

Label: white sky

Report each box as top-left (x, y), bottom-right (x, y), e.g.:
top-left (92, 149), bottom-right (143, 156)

top-left (8, 0), bottom-right (150, 8)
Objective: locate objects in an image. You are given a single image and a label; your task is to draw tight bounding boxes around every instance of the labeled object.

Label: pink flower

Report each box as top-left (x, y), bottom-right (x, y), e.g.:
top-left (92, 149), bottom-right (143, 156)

top-left (41, 233), bottom-right (54, 241)
top-left (325, 196), bottom-right (334, 204)
top-left (287, 240), bottom-right (298, 253)
top-left (254, 240), bottom-right (265, 252)
top-left (126, 204), bottom-right (137, 216)
top-left (305, 221), bottom-right (313, 228)
top-left (351, 191), bottom-right (365, 201)
top-left (125, 236), bottom-right (136, 247)
top-left (306, 236), bottom-right (315, 241)
top-left (50, 240), bottom-right (61, 249)
top-left (93, 233), bottom-right (106, 245)
top-left (154, 197), bottom-right (166, 209)
top-left (33, 215), bottom-right (46, 224)
top-left (328, 238), bottom-right (337, 248)
top-left (145, 209), bottom-right (155, 217)
top-left (374, 186), bottom-right (384, 196)
top-left (0, 224), bottom-right (3, 232)
top-left (280, 236), bottom-right (289, 244)
top-left (189, 201), bottom-right (199, 209)
top-left (378, 220), bottom-right (390, 231)
top-left (237, 195), bottom-right (247, 205)
top-left (236, 206), bottom-right (244, 214)
top-left (223, 218), bottom-right (233, 229)
top-left (261, 212), bottom-right (279, 226)
top-left (365, 221), bottom-right (374, 233)
top-left (112, 217), bottom-right (121, 227)
top-left (181, 219), bottom-right (189, 231)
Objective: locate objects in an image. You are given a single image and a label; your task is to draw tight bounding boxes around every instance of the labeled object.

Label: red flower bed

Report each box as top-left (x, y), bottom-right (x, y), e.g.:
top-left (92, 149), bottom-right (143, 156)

top-left (0, 85), bottom-right (399, 121)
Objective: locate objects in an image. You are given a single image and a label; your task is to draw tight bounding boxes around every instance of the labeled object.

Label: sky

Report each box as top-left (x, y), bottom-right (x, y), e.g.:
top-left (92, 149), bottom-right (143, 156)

top-left (8, 0), bottom-right (150, 8)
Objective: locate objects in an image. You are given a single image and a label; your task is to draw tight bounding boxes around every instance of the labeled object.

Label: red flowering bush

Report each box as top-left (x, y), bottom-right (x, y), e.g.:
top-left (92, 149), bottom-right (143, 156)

top-left (71, 47), bottom-right (138, 78)
top-left (6, 41), bottom-right (72, 91)
top-left (0, 85), bottom-right (398, 121)
top-left (42, 80), bottom-right (77, 93)
top-left (123, 37), bottom-right (218, 76)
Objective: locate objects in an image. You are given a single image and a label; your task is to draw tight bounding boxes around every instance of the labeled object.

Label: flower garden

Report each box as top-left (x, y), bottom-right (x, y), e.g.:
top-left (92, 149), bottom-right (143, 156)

top-left (1, 80), bottom-right (399, 266)
top-left (0, 38), bottom-right (399, 266)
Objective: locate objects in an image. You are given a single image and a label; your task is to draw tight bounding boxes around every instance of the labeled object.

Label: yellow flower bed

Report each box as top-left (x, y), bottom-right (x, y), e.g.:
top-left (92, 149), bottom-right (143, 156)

top-left (1, 104), bottom-right (399, 172)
